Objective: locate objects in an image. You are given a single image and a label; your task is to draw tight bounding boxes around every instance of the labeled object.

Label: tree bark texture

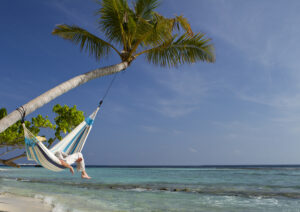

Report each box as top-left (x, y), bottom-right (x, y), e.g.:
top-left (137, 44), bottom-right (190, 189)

top-left (0, 62), bottom-right (128, 133)
top-left (0, 152), bottom-right (25, 168)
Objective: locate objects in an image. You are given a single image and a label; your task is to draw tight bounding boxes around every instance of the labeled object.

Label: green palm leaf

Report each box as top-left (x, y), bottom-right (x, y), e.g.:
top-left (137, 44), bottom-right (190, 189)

top-left (134, 0), bottom-right (159, 20)
top-left (143, 33), bottom-right (215, 67)
top-left (0, 0), bottom-right (217, 136)
top-left (140, 13), bottom-right (193, 48)
top-left (96, 0), bottom-right (130, 48)
top-left (172, 15), bottom-right (193, 37)
top-left (53, 0), bottom-right (215, 66)
top-left (52, 24), bottom-right (120, 60)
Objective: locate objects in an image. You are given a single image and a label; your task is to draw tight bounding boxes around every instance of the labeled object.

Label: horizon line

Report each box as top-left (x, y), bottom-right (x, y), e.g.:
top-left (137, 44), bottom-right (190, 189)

top-left (7, 164), bottom-right (300, 168)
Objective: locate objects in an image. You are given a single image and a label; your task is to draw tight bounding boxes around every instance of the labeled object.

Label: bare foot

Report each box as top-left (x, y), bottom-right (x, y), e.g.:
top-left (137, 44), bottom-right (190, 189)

top-left (81, 174), bottom-right (91, 179)
top-left (69, 167), bottom-right (74, 175)
top-left (81, 172), bottom-right (91, 179)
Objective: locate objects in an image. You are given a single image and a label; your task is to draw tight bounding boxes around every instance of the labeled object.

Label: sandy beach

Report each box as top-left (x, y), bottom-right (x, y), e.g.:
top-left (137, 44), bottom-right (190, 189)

top-left (0, 193), bottom-right (52, 212)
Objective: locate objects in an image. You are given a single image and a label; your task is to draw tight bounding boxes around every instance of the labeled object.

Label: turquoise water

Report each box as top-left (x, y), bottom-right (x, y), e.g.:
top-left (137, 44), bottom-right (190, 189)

top-left (1, 167), bottom-right (300, 211)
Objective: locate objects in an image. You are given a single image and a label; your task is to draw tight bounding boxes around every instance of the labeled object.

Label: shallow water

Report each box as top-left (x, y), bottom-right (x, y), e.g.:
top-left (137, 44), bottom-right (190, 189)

top-left (1, 166), bottom-right (300, 211)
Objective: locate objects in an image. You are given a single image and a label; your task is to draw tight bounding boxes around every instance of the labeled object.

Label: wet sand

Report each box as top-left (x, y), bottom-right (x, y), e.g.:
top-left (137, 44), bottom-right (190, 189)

top-left (0, 193), bottom-right (52, 212)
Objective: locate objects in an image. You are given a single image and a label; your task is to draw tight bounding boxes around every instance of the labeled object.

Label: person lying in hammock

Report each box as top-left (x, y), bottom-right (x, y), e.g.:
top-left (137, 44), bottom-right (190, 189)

top-left (54, 151), bottom-right (91, 179)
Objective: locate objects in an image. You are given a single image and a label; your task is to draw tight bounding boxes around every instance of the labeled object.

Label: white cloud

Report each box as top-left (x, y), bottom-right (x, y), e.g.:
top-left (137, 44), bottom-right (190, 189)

top-left (141, 125), bottom-right (162, 133)
top-left (48, 1), bottom-right (96, 30)
top-left (148, 68), bottom-right (220, 118)
top-left (233, 149), bottom-right (241, 156)
top-left (199, 1), bottom-right (300, 72)
top-left (188, 147), bottom-right (198, 153)
top-left (212, 120), bottom-right (261, 134)
top-left (172, 129), bottom-right (183, 135)
top-left (141, 125), bottom-right (183, 136)
top-left (236, 91), bottom-right (300, 109)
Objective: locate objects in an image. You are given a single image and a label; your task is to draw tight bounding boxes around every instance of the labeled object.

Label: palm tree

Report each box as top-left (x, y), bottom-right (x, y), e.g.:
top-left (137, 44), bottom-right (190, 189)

top-left (0, 0), bottom-right (215, 133)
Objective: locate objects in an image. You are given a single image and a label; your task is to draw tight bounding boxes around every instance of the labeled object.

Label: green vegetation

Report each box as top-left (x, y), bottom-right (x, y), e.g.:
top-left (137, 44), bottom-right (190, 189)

top-left (0, 0), bottom-right (215, 134)
top-left (0, 104), bottom-right (84, 167)
top-left (0, 0), bottom-right (216, 165)
top-left (52, 0), bottom-right (215, 67)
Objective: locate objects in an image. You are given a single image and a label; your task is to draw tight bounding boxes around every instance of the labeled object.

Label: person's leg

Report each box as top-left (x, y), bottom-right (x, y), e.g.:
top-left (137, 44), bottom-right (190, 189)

top-left (55, 152), bottom-right (74, 175)
top-left (65, 153), bottom-right (90, 179)
top-left (59, 160), bottom-right (74, 175)
top-left (75, 153), bottom-right (85, 171)
top-left (75, 153), bottom-right (91, 179)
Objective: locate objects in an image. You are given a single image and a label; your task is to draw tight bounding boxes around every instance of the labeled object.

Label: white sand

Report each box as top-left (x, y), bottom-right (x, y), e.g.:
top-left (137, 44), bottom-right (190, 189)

top-left (0, 193), bottom-right (52, 212)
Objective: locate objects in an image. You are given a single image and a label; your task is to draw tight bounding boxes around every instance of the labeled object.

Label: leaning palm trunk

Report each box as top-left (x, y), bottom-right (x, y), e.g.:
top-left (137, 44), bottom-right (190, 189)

top-left (0, 62), bottom-right (128, 133)
top-left (0, 1), bottom-right (216, 134)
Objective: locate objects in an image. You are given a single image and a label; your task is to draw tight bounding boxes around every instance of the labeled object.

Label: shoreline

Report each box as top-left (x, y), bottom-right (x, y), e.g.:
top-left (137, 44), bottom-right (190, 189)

top-left (1, 167), bottom-right (300, 211)
top-left (0, 193), bottom-right (52, 212)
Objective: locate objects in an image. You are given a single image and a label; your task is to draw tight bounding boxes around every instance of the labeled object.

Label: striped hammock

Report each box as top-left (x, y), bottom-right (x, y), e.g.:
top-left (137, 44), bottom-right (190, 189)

top-left (23, 107), bottom-right (99, 172)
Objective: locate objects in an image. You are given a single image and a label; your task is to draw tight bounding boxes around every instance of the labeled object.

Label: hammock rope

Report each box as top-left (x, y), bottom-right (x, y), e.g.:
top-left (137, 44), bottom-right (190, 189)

top-left (21, 73), bottom-right (119, 171)
top-left (101, 72), bottom-right (118, 102)
top-left (16, 106), bottom-right (26, 123)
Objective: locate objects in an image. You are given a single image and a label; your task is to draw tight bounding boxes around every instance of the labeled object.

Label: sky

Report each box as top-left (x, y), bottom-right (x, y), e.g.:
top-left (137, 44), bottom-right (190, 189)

top-left (1, 0), bottom-right (300, 165)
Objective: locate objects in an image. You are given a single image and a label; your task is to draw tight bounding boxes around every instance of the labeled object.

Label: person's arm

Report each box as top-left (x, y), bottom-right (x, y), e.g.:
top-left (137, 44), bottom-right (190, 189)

top-left (61, 152), bottom-right (68, 157)
top-left (59, 159), bottom-right (74, 175)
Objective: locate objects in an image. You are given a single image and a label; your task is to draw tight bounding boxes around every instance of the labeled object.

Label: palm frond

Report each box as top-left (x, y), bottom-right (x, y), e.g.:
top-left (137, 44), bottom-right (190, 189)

top-left (97, 0), bottom-right (130, 48)
top-left (134, 0), bottom-right (159, 20)
top-left (141, 12), bottom-right (173, 46)
top-left (128, 0), bottom-right (160, 49)
top-left (52, 24), bottom-right (120, 60)
top-left (142, 33), bottom-right (215, 67)
top-left (141, 13), bottom-right (193, 47)
top-left (172, 15), bottom-right (193, 37)
top-left (53, 0), bottom-right (215, 66)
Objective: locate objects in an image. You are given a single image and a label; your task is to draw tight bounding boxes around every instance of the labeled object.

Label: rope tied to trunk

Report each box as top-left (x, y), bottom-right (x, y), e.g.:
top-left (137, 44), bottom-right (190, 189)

top-left (16, 106), bottom-right (26, 123)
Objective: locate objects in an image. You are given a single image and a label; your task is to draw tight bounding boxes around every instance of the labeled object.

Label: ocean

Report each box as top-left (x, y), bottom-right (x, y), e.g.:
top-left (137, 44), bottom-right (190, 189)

top-left (1, 166), bottom-right (300, 211)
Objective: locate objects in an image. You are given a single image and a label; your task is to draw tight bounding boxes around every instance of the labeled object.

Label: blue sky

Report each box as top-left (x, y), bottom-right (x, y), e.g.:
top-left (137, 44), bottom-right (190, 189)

top-left (1, 0), bottom-right (300, 165)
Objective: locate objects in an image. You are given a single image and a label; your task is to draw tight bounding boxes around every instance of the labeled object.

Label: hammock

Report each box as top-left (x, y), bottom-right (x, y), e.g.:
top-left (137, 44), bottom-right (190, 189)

top-left (22, 107), bottom-right (99, 172)
top-left (20, 73), bottom-right (118, 172)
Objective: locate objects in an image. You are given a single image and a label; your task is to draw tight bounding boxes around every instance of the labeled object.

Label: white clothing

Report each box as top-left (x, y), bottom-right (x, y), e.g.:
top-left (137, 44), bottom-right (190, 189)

top-left (55, 151), bottom-right (85, 172)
